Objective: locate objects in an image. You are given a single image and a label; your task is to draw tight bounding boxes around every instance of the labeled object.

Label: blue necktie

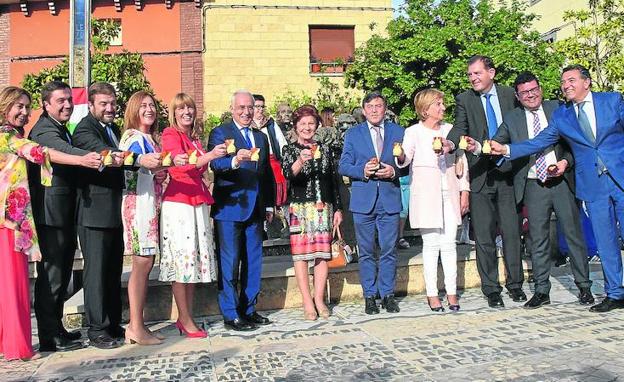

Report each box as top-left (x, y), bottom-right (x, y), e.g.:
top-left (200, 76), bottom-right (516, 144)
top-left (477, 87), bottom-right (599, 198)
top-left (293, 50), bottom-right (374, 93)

top-left (485, 93), bottom-right (498, 139)
top-left (242, 127), bottom-right (253, 148)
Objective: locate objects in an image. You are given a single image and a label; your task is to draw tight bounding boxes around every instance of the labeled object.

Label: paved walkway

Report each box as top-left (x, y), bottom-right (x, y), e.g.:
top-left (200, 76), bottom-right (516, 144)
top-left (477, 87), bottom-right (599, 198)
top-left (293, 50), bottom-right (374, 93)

top-left (2, 265), bottom-right (623, 382)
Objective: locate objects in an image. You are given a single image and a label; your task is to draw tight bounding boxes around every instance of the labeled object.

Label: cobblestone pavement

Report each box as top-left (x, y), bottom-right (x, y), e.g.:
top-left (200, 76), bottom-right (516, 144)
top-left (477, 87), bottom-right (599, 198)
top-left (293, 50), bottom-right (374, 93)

top-left (2, 267), bottom-right (623, 382)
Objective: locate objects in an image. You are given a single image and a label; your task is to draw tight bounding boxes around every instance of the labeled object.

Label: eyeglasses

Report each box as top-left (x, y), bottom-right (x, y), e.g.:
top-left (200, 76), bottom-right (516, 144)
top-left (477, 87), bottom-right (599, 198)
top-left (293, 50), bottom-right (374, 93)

top-left (517, 86), bottom-right (541, 98)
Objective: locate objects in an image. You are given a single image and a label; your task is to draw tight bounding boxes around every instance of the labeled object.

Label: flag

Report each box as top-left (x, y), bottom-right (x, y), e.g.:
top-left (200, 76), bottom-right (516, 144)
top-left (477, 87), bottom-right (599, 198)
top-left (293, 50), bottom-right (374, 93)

top-left (68, 87), bottom-right (89, 134)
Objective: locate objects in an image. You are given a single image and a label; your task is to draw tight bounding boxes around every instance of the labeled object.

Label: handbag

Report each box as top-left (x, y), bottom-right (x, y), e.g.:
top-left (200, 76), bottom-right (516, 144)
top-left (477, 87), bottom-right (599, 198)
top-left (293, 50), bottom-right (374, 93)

top-left (328, 225), bottom-right (353, 268)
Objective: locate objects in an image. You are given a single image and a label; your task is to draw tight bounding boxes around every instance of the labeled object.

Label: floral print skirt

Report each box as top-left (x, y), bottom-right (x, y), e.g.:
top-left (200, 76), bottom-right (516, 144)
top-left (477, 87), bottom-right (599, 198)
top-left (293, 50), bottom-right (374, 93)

top-left (158, 201), bottom-right (217, 283)
top-left (289, 201), bottom-right (333, 262)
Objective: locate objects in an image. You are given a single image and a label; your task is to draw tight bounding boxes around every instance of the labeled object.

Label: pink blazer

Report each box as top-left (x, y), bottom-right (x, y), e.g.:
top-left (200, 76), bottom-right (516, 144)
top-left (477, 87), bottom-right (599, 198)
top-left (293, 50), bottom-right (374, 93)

top-left (399, 122), bottom-right (470, 229)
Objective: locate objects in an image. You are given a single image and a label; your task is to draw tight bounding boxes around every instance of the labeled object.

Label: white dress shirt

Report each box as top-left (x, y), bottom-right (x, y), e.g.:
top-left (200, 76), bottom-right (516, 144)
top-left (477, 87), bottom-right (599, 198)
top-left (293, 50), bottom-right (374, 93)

top-left (574, 92), bottom-right (597, 139)
top-left (525, 106), bottom-right (558, 179)
top-left (366, 121), bottom-right (385, 158)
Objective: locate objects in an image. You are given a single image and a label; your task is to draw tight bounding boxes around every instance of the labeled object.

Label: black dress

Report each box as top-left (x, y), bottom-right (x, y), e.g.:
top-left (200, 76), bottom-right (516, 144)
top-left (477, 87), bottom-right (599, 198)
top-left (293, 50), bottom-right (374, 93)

top-left (281, 142), bottom-right (342, 261)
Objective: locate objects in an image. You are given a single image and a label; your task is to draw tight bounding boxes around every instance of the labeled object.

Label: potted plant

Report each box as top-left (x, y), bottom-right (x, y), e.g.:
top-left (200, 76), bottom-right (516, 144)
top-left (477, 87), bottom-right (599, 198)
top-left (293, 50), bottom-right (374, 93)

top-left (310, 56), bottom-right (321, 73)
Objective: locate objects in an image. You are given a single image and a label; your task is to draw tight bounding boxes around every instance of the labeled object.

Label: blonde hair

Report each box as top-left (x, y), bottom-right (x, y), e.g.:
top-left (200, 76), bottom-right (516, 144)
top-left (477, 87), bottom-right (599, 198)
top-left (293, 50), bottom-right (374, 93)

top-left (413, 88), bottom-right (444, 121)
top-left (123, 91), bottom-right (159, 139)
top-left (0, 86), bottom-right (31, 126)
top-left (168, 93), bottom-right (202, 139)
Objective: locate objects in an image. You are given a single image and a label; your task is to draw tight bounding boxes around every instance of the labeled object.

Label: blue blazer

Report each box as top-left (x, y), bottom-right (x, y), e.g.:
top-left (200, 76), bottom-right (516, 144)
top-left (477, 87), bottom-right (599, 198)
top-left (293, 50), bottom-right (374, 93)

top-left (208, 122), bottom-right (274, 221)
top-left (339, 121), bottom-right (404, 214)
top-left (509, 92), bottom-right (624, 202)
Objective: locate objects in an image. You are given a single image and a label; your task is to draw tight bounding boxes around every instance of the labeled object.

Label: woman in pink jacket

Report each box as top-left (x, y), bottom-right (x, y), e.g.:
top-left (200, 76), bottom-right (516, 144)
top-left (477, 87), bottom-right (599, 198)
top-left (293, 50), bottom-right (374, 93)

top-left (397, 88), bottom-right (470, 312)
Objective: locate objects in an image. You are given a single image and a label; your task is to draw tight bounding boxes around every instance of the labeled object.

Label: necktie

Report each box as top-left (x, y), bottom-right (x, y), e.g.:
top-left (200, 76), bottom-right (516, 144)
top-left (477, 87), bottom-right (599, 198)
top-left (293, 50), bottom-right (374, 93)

top-left (371, 125), bottom-right (383, 157)
top-left (485, 93), bottom-right (498, 138)
top-left (531, 111), bottom-right (548, 182)
top-left (577, 101), bottom-right (595, 144)
top-left (242, 127), bottom-right (253, 148)
top-left (577, 101), bottom-right (607, 174)
top-left (106, 124), bottom-right (119, 147)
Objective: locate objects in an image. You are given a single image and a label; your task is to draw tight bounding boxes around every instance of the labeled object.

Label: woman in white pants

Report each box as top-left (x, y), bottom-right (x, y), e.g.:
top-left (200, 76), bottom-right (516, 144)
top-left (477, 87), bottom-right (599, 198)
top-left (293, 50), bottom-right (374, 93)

top-left (397, 88), bottom-right (470, 311)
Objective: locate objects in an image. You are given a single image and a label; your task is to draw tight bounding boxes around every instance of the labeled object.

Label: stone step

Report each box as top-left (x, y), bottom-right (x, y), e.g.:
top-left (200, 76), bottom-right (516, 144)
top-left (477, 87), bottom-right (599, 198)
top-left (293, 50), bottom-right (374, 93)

top-left (62, 244), bottom-right (533, 328)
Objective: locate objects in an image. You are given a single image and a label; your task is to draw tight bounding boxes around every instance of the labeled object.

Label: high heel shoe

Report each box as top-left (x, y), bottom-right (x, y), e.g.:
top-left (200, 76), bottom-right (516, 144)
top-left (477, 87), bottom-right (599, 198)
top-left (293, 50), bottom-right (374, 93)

top-left (303, 309), bottom-right (318, 321)
top-left (447, 294), bottom-right (460, 312)
top-left (175, 320), bottom-right (208, 338)
top-left (145, 325), bottom-right (165, 340)
top-left (125, 329), bottom-right (163, 346)
top-left (314, 301), bottom-right (331, 319)
top-left (427, 297), bottom-right (445, 312)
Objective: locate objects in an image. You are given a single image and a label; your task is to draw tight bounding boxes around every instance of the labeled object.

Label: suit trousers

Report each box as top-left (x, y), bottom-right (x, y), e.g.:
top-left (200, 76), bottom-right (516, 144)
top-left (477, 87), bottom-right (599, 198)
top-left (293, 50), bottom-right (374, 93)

top-left (584, 173), bottom-right (624, 299)
top-left (470, 173), bottom-right (524, 296)
top-left (77, 226), bottom-right (124, 338)
top-left (524, 179), bottom-right (591, 294)
top-left (215, 218), bottom-right (263, 321)
top-left (353, 194), bottom-right (400, 298)
top-left (34, 224), bottom-right (77, 341)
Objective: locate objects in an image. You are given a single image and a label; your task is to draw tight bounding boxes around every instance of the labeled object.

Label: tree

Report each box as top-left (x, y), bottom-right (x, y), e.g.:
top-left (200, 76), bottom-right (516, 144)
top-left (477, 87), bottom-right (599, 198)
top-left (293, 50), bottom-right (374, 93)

top-left (345, 0), bottom-right (564, 126)
top-left (555, 0), bottom-right (624, 91)
top-left (21, 19), bottom-right (164, 126)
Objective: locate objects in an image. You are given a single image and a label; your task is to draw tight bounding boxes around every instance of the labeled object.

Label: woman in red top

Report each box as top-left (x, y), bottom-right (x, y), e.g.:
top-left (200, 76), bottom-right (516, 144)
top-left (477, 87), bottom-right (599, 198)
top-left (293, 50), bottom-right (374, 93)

top-left (158, 93), bottom-right (226, 338)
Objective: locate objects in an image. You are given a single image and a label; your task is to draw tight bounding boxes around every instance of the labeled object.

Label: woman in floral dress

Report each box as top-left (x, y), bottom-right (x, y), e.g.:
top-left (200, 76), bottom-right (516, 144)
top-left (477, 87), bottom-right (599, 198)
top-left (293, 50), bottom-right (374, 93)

top-left (159, 93), bottom-right (226, 338)
top-left (119, 91), bottom-right (168, 345)
top-left (0, 86), bottom-right (101, 360)
top-left (281, 105), bottom-right (343, 320)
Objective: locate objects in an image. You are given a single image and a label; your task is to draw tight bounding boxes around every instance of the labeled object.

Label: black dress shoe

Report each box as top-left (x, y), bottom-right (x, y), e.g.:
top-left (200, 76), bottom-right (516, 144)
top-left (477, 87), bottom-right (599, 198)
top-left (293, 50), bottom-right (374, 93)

top-left (524, 293), bottom-right (550, 309)
top-left (60, 328), bottom-right (82, 341)
top-left (364, 296), bottom-right (379, 315)
top-left (381, 295), bottom-right (400, 313)
top-left (508, 288), bottom-right (527, 302)
top-left (487, 293), bottom-right (504, 308)
top-left (39, 336), bottom-right (84, 352)
top-left (589, 297), bottom-right (624, 312)
top-left (578, 288), bottom-right (595, 305)
top-left (224, 318), bottom-right (257, 331)
top-left (89, 334), bottom-right (122, 349)
top-left (107, 325), bottom-right (126, 340)
top-left (242, 312), bottom-right (271, 326)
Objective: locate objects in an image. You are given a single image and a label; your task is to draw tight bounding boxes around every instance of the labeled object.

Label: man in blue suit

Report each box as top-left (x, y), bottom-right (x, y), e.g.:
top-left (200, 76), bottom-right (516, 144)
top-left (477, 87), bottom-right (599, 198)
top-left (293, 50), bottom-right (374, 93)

top-left (339, 92), bottom-right (404, 314)
top-left (208, 90), bottom-right (275, 330)
top-left (491, 65), bottom-right (624, 312)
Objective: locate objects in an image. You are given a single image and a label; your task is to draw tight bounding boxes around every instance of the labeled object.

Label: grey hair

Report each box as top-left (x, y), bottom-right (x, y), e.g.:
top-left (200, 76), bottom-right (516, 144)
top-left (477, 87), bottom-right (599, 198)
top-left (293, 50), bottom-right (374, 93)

top-left (230, 90), bottom-right (255, 106)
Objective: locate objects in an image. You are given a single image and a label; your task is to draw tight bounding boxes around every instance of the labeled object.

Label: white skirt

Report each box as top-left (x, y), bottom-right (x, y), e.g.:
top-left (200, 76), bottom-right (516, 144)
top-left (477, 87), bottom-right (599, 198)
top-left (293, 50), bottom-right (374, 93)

top-left (158, 201), bottom-right (218, 283)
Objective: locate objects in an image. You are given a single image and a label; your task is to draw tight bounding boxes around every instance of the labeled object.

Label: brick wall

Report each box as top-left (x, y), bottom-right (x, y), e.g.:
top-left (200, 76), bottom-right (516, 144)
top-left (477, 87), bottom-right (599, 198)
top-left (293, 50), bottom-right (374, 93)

top-left (179, 2), bottom-right (204, 119)
top-left (0, 10), bottom-right (10, 88)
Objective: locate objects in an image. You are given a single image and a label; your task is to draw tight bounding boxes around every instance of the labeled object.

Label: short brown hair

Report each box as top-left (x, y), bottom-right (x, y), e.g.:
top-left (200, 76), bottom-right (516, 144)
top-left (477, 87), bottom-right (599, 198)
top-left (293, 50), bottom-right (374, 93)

top-left (168, 93), bottom-right (203, 139)
top-left (0, 86), bottom-right (31, 125)
top-left (292, 105), bottom-right (320, 132)
top-left (88, 82), bottom-right (116, 103)
top-left (123, 90), bottom-right (159, 136)
top-left (413, 88), bottom-right (444, 121)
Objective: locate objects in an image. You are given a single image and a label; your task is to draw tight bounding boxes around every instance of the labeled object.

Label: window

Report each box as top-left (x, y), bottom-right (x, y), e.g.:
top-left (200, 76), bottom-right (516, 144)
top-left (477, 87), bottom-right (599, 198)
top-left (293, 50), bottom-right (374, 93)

top-left (309, 25), bottom-right (355, 75)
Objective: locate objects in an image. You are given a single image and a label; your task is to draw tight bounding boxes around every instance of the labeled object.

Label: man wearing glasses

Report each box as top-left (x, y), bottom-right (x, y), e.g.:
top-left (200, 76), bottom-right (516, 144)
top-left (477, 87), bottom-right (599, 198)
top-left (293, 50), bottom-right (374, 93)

top-left (492, 72), bottom-right (593, 309)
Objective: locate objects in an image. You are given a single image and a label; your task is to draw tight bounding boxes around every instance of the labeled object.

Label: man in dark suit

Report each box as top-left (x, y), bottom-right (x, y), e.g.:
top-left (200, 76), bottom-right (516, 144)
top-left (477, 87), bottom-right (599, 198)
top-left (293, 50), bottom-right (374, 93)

top-left (492, 72), bottom-right (593, 309)
top-left (339, 92), bottom-right (404, 314)
top-left (29, 81), bottom-right (101, 352)
top-left (208, 90), bottom-right (274, 331)
top-left (446, 55), bottom-right (525, 308)
top-left (71, 82), bottom-right (127, 349)
top-left (491, 64), bottom-right (624, 312)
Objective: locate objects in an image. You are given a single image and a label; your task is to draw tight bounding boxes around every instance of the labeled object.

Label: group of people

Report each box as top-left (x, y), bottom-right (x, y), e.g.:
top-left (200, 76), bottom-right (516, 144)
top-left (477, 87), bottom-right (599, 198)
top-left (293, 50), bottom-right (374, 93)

top-left (1, 54), bottom-right (623, 362)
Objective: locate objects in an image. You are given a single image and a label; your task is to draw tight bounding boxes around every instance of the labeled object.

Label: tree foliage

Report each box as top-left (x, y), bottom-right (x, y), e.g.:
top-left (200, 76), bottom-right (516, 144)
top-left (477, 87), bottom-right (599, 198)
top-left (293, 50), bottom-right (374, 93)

top-left (555, 0), bottom-right (624, 91)
top-left (21, 19), bottom-right (164, 126)
top-left (345, 0), bottom-right (564, 126)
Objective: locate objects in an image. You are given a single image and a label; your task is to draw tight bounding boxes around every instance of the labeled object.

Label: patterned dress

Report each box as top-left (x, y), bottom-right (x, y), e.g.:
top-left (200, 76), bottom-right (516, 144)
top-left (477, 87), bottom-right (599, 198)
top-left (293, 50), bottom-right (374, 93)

top-left (0, 125), bottom-right (51, 360)
top-left (281, 142), bottom-right (342, 262)
top-left (119, 129), bottom-right (162, 257)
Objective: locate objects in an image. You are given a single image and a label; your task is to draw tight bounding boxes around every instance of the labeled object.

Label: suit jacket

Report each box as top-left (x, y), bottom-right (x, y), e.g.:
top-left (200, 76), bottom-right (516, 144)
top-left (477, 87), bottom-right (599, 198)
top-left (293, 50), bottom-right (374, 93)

top-left (28, 114), bottom-right (89, 227)
top-left (509, 92), bottom-right (624, 202)
top-left (447, 84), bottom-right (520, 192)
top-left (338, 121), bottom-right (404, 214)
top-left (208, 121), bottom-right (274, 222)
top-left (494, 100), bottom-right (575, 204)
top-left (71, 113), bottom-right (124, 228)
